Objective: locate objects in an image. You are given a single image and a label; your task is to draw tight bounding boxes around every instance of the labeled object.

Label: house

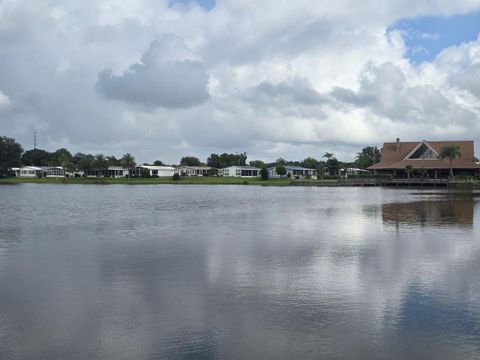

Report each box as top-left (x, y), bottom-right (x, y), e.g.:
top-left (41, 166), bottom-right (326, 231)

top-left (267, 166), bottom-right (317, 179)
top-left (368, 139), bottom-right (480, 178)
top-left (174, 166), bottom-right (212, 177)
top-left (82, 166), bottom-right (129, 178)
top-left (219, 166), bottom-right (260, 177)
top-left (13, 166), bottom-right (65, 178)
top-left (105, 166), bottom-right (129, 178)
top-left (134, 165), bottom-right (175, 177)
top-left (339, 168), bottom-right (370, 177)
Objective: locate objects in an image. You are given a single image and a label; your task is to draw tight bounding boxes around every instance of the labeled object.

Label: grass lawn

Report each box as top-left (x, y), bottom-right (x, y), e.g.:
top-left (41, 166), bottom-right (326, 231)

top-left (0, 176), bottom-right (338, 186)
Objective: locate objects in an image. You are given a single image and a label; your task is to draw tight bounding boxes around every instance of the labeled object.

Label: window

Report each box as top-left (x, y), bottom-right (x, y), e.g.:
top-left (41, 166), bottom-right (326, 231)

top-left (407, 143), bottom-right (438, 160)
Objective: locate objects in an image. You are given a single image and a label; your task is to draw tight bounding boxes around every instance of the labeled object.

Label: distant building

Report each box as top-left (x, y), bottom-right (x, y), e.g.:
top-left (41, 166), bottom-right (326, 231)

top-left (219, 166), bottom-right (260, 177)
top-left (267, 166), bottom-right (317, 179)
top-left (134, 165), bottom-right (175, 177)
top-left (339, 168), bottom-right (370, 177)
top-left (368, 139), bottom-right (480, 177)
top-left (174, 166), bottom-right (212, 177)
top-left (13, 166), bottom-right (65, 178)
top-left (106, 166), bottom-right (129, 178)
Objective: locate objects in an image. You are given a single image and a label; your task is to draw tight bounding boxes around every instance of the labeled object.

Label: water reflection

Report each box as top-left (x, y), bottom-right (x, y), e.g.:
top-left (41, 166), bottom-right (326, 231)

top-left (381, 194), bottom-right (475, 228)
top-left (1, 186), bottom-right (480, 359)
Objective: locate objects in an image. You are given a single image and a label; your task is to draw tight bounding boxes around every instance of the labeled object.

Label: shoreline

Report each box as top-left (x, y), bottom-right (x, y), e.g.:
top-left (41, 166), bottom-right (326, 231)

top-left (0, 177), bottom-right (321, 186)
top-left (1, 177), bottom-right (479, 189)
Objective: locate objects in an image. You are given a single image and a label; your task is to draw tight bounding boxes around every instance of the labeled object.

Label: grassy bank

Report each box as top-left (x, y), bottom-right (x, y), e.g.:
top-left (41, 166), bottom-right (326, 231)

top-left (0, 176), bottom-right (337, 186)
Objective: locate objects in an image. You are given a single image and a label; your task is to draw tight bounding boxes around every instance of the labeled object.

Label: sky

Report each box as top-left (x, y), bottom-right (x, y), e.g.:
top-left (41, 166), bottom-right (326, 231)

top-left (1, 0), bottom-right (480, 164)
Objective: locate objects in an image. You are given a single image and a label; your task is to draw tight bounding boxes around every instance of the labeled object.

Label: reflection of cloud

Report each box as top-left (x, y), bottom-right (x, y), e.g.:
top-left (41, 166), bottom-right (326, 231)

top-left (2, 186), bottom-right (480, 358)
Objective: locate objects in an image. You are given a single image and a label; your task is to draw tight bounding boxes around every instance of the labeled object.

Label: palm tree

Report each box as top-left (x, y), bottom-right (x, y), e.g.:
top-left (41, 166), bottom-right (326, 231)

top-left (405, 164), bottom-right (414, 179)
top-left (439, 145), bottom-right (461, 178)
top-left (94, 154), bottom-right (108, 177)
top-left (323, 152), bottom-right (334, 160)
top-left (120, 153), bottom-right (136, 178)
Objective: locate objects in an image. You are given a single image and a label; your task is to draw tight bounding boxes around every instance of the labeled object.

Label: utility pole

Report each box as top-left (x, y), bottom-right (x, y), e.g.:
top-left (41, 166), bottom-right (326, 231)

top-left (34, 131), bottom-right (37, 149)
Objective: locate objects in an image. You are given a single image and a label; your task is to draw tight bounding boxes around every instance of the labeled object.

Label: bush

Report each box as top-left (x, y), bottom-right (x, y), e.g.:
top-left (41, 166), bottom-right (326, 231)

top-left (172, 173), bottom-right (181, 181)
top-left (140, 168), bottom-right (151, 178)
top-left (260, 168), bottom-right (269, 180)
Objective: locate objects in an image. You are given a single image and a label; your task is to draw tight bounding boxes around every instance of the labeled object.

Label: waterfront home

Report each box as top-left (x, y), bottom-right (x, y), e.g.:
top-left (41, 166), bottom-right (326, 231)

top-left (134, 165), bottom-right (175, 177)
top-left (339, 168), bottom-right (370, 177)
top-left (106, 166), bottom-right (129, 178)
top-left (82, 166), bottom-right (129, 178)
top-left (368, 139), bottom-right (480, 177)
top-left (174, 166), bottom-right (212, 177)
top-left (219, 166), bottom-right (260, 177)
top-left (267, 166), bottom-right (317, 179)
top-left (13, 166), bottom-right (65, 178)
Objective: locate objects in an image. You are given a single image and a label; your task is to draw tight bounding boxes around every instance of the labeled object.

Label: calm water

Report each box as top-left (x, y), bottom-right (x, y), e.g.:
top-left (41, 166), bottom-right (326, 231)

top-left (1, 185), bottom-right (480, 359)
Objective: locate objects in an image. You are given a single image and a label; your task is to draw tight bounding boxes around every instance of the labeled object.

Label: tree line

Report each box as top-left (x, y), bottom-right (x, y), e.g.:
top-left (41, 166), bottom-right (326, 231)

top-left (0, 135), bottom-right (382, 177)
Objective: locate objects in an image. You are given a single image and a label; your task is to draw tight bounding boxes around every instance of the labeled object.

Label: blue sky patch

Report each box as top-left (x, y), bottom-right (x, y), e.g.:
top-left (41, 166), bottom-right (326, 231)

top-left (169, 0), bottom-right (215, 11)
top-left (390, 11), bottom-right (480, 63)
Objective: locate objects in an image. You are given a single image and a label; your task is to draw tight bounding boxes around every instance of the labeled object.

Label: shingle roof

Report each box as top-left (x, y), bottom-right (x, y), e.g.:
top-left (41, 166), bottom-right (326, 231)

top-left (368, 140), bottom-right (480, 170)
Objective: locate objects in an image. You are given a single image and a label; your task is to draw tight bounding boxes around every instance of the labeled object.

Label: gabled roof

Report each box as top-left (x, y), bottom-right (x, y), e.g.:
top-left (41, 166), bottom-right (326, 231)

top-left (368, 140), bottom-right (480, 170)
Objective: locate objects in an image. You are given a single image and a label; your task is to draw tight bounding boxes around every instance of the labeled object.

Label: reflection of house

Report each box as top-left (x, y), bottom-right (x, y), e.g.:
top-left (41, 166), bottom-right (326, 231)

top-left (368, 139), bottom-right (480, 177)
top-left (13, 166), bottom-right (65, 178)
top-left (381, 198), bottom-right (474, 228)
top-left (219, 166), bottom-right (260, 177)
top-left (134, 165), bottom-right (175, 177)
top-left (174, 166), bottom-right (212, 177)
top-left (267, 166), bottom-right (317, 179)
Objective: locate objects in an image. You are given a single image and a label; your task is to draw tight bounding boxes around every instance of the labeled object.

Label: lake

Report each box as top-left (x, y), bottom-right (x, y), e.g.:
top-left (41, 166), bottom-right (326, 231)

top-left (0, 184), bottom-right (479, 359)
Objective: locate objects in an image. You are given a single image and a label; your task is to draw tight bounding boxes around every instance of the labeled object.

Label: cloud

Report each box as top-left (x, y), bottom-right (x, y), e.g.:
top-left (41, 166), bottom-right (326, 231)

top-left (0, 91), bottom-right (12, 111)
top-left (96, 36), bottom-right (210, 108)
top-left (1, 1), bottom-right (480, 163)
top-left (454, 63), bottom-right (480, 99)
top-left (244, 77), bottom-right (325, 107)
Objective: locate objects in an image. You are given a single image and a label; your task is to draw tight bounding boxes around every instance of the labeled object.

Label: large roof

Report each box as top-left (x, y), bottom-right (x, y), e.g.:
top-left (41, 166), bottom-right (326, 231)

top-left (368, 140), bottom-right (480, 170)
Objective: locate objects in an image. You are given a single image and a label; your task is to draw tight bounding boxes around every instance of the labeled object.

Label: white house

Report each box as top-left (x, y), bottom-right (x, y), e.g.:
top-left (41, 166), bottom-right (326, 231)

top-left (339, 168), bottom-right (370, 177)
top-left (268, 166), bottom-right (317, 179)
top-left (134, 165), bottom-right (175, 177)
top-left (106, 166), bottom-right (129, 178)
top-left (13, 166), bottom-right (65, 178)
top-left (174, 166), bottom-right (212, 177)
top-left (219, 166), bottom-right (260, 177)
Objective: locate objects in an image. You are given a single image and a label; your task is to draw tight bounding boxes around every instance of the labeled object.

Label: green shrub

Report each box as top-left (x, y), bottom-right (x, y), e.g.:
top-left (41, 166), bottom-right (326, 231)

top-left (260, 168), bottom-right (269, 180)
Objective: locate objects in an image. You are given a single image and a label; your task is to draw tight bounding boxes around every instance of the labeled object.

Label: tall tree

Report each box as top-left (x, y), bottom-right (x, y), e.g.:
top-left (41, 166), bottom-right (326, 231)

top-left (323, 152), bottom-right (334, 161)
top-left (302, 157), bottom-right (318, 169)
top-left (180, 156), bottom-right (202, 166)
top-left (275, 158), bottom-right (287, 165)
top-left (153, 160), bottom-right (164, 166)
top-left (50, 148), bottom-right (73, 166)
top-left (22, 149), bottom-right (51, 166)
top-left (120, 153), bottom-right (136, 178)
top-left (207, 153), bottom-right (248, 168)
top-left (0, 136), bottom-right (23, 176)
top-left (77, 154), bottom-right (94, 176)
top-left (249, 160), bottom-right (265, 168)
top-left (93, 154), bottom-right (108, 177)
top-left (354, 146), bottom-right (381, 169)
top-left (439, 145), bottom-right (462, 178)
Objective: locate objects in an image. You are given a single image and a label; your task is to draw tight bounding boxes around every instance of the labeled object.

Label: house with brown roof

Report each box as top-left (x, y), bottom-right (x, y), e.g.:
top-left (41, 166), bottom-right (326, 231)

top-left (368, 139), bottom-right (480, 178)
